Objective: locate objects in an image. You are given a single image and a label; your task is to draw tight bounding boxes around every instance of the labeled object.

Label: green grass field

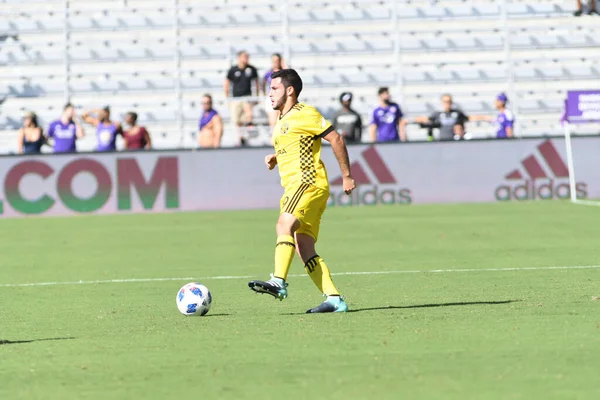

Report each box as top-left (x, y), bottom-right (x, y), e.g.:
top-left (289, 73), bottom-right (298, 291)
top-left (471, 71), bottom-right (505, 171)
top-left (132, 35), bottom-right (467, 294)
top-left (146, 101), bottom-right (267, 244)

top-left (1, 201), bottom-right (599, 400)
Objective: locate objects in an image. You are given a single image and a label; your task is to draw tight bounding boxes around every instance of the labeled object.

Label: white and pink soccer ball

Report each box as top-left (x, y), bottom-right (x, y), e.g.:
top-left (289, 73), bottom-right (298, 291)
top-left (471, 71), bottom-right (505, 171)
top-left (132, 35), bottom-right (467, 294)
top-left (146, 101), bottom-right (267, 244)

top-left (176, 282), bottom-right (212, 316)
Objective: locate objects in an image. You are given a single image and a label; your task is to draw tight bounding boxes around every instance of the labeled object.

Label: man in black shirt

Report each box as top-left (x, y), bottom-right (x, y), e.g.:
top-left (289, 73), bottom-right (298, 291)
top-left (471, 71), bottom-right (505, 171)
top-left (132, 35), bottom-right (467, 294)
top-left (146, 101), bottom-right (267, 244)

top-left (411, 94), bottom-right (488, 141)
top-left (332, 92), bottom-right (363, 144)
top-left (224, 50), bottom-right (259, 145)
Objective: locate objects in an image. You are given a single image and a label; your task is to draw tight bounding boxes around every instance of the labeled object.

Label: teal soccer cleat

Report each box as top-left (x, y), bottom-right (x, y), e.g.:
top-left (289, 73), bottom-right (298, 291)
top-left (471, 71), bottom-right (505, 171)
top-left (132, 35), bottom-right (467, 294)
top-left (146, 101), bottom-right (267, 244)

top-left (248, 274), bottom-right (288, 301)
top-left (306, 295), bottom-right (348, 313)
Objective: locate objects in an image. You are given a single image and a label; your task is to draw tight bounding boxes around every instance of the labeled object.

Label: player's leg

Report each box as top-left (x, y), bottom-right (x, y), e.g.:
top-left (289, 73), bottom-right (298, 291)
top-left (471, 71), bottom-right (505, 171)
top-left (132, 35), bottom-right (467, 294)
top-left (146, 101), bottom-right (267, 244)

top-left (230, 101), bottom-right (245, 146)
top-left (242, 101), bottom-right (254, 126)
top-left (295, 233), bottom-right (347, 313)
top-left (248, 212), bottom-right (299, 300)
top-left (295, 188), bottom-right (347, 313)
top-left (248, 185), bottom-right (306, 300)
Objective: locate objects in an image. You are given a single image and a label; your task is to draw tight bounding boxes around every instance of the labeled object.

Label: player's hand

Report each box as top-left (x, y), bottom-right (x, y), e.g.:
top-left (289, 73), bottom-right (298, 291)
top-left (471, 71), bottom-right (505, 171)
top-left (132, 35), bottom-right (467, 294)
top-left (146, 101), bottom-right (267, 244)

top-left (265, 154), bottom-right (277, 170)
top-left (342, 176), bottom-right (356, 195)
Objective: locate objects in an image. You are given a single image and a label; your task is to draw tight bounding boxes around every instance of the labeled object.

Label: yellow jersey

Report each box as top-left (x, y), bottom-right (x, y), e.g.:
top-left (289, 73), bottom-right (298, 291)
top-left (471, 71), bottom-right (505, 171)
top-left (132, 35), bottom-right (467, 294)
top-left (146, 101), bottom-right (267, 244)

top-left (273, 103), bottom-right (333, 192)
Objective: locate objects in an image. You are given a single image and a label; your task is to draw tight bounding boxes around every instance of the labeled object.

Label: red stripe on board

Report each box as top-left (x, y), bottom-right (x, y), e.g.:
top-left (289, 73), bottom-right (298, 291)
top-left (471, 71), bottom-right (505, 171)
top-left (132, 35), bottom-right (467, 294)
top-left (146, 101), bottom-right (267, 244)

top-left (505, 169), bottom-right (523, 180)
top-left (538, 140), bottom-right (569, 178)
top-left (331, 162), bottom-right (372, 185)
top-left (362, 147), bottom-right (396, 184)
top-left (521, 156), bottom-right (547, 179)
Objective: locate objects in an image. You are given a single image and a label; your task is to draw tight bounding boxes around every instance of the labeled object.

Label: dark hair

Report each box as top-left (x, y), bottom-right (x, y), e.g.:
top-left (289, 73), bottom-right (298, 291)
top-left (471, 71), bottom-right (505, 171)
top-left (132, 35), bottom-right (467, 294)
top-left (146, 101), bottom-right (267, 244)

top-left (203, 93), bottom-right (213, 102)
top-left (237, 50), bottom-right (247, 57)
top-left (126, 112), bottom-right (138, 123)
top-left (102, 105), bottom-right (110, 113)
top-left (25, 112), bottom-right (39, 128)
top-left (378, 87), bottom-right (389, 95)
top-left (64, 102), bottom-right (74, 111)
top-left (272, 53), bottom-right (282, 59)
top-left (271, 69), bottom-right (303, 98)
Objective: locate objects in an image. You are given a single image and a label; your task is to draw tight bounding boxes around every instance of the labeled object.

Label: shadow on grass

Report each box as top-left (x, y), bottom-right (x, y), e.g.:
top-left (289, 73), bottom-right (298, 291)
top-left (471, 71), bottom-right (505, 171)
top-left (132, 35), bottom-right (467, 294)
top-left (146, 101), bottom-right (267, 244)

top-left (0, 337), bottom-right (75, 346)
top-left (347, 300), bottom-right (520, 313)
top-left (204, 313), bottom-right (231, 317)
top-left (282, 300), bottom-right (519, 316)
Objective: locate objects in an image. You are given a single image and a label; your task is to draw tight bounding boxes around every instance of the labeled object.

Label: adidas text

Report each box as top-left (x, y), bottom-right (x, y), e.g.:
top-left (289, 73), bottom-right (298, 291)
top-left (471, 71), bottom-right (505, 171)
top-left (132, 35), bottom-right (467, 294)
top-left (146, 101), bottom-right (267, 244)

top-left (495, 179), bottom-right (588, 201)
top-left (328, 185), bottom-right (412, 206)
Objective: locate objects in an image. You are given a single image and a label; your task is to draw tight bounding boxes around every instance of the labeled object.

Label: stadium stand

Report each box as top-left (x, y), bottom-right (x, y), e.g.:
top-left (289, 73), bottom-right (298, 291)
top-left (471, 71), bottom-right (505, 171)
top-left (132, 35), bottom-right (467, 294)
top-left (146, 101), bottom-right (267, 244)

top-left (1, 0), bottom-right (599, 153)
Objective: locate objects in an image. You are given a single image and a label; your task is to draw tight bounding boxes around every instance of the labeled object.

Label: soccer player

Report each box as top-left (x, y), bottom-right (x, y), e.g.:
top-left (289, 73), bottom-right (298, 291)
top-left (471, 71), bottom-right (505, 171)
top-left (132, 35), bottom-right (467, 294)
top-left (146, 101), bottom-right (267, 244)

top-left (369, 87), bottom-right (406, 142)
top-left (248, 69), bottom-right (356, 313)
top-left (412, 94), bottom-right (488, 141)
top-left (47, 103), bottom-right (84, 153)
top-left (493, 93), bottom-right (514, 139)
top-left (197, 94), bottom-right (223, 148)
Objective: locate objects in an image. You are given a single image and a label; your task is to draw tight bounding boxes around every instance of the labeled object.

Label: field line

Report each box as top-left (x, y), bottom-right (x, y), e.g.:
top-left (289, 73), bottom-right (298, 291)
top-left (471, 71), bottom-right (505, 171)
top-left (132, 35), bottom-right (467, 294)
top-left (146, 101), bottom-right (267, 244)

top-left (1, 265), bottom-right (599, 288)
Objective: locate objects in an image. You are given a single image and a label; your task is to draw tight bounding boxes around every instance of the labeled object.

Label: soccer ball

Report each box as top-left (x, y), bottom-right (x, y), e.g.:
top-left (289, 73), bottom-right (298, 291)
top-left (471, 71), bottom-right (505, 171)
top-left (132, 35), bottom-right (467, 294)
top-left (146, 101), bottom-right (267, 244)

top-left (176, 282), bottom-right (212, 316)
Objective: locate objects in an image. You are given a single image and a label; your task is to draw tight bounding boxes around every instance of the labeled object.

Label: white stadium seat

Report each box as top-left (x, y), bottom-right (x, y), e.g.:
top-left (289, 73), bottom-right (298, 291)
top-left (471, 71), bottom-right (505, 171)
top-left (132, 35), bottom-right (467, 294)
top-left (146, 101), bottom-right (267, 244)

top-left (0, 0), bottom-right (598, 152)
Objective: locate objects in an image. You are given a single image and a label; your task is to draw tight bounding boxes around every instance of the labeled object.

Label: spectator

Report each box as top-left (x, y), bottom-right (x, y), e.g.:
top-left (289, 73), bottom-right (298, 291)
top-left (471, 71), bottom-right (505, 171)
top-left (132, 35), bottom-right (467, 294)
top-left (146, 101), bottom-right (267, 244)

top-left (332, 92), bottom-right (363, 144)
top-left (493, 93), bottom-right (515, 139)
top-left (123, 112), bottom-right (152, 150)
top-left (197, 94), bottom-right (223, 148)
top-left (47, 103), bottom-right (84, 153)
top-left (412, 94), bottom-right (488, 141)
top-left (82, 106), bottom-right (122, 152)
top-left (574, 0), bottom-right (598, 16)
top-left (263, 53), bottom-right (286, 129)
top-left (224, 50), bottom-right (259, 146)
top-left (17, 111), bottom-right (45, 154)
top-left (369, 87), bottom-right (406, 142)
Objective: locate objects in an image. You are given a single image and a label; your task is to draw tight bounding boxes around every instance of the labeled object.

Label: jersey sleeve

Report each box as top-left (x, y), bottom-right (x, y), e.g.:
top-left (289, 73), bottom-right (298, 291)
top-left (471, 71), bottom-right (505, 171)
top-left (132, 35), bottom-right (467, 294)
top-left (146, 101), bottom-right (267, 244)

top-left (397, 105), bottom-right (404, 120)
top-left (302, 106), bottom-right (334, 138)
top-left (458, 111), bottom-right (469, 124)
top-left (504, 110), bottom-right (515, 125)
top-left (226, 67), bottom-right (235, 81)
top-left (370, 109), bottom-right (378, 126)
top-left (429, 111), bottom-right (440, 124)
top-left (47, 122), bottom-right (55, 138)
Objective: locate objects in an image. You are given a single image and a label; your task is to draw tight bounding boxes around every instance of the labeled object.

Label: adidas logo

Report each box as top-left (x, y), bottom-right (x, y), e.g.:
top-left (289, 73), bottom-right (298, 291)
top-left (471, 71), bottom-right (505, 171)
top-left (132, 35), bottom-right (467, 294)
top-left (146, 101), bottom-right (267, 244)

top-left (495, 139), bottom-right (587, 201)
top-left (329, 147), bottom-right (411, 206)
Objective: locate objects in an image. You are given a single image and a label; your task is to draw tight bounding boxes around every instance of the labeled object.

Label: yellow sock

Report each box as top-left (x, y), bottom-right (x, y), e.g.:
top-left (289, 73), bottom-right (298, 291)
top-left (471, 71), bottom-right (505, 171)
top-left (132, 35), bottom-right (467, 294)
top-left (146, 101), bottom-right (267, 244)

top-left (304, 256), bottom-right (340, 296)
top-left (274, 235), bottom-right (295, 281)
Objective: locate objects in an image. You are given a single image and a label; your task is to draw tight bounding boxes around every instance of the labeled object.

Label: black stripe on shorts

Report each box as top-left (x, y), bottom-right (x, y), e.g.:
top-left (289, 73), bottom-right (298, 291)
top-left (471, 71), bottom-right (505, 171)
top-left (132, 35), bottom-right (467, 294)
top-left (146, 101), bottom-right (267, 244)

top-left (285, 183), bottom-right (310, 214)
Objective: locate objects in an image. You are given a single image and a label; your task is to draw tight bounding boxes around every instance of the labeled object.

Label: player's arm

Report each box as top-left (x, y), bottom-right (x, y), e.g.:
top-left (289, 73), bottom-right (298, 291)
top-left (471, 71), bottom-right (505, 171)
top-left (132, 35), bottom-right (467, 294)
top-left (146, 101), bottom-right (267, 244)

top-left (399, 117), bottom-right (407, 142)
top-left (75, 121), bottom-right (85, 138)
top-left (81, 110), bottom-right (100, 126)
top-left (254, 76), bottom-right (260, 97)
top-left (213, 114), bottom-right (224, 147)
top-left (16, 128), bottom-right (24, 154)
top-left (324, 131), bottom-right (355, 195)
top-left (506, 126), bottom-right (514, 138)
top-left (412, 116), bottom-right (431, 124)
top-left (354, 114), bottom-right (363, 142)
top-left (468, 115), bottom-right (492, 122)
top-left (368, 109), bottom-right (377, 142)
top-left (143, 128), bottom-right (152, 149)
top-left (368, 123), bottom-right (377, 142)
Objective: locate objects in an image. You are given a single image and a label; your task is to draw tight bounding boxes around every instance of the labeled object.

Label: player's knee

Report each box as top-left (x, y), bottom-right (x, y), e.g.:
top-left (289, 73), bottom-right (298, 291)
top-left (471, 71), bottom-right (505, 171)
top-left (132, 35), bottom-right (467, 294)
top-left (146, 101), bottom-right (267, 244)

top-left (276, 213), bottom-right (299, 236)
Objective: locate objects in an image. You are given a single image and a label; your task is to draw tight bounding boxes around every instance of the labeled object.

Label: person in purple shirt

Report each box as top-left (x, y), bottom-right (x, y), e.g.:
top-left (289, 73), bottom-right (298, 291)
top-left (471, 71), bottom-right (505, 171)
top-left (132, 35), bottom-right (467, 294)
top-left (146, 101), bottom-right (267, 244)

top-left (197, 94), bottom-right (223, 148)
top-left (262, 53), bottom-right (286, 129)
top-left (82, 106), bottom-right (122, 152)
top-left (47, 103), bottom-right (85, 153)
top-left (494, 93), bottom-right (515, 139)
top-left (369, 87), bottom-right (406, 142)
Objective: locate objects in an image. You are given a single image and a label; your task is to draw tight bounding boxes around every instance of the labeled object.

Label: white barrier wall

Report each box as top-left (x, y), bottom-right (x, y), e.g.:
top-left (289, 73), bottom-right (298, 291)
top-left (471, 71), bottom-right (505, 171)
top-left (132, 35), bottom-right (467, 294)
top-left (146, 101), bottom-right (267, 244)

top-left (1, 137), bottom-right (598, 218)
